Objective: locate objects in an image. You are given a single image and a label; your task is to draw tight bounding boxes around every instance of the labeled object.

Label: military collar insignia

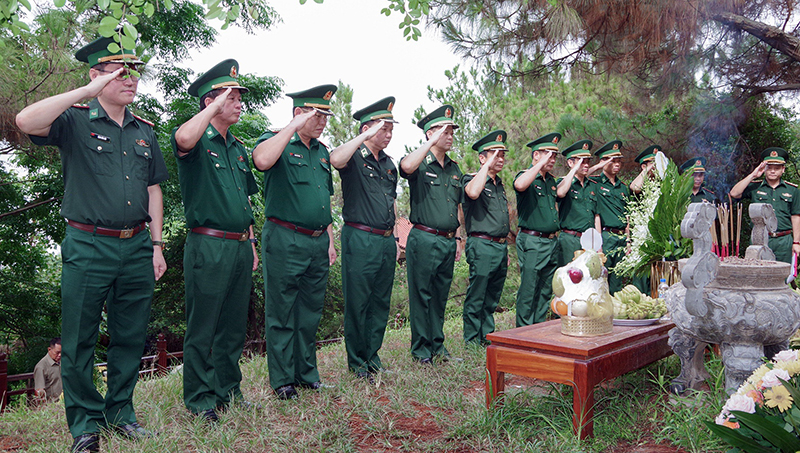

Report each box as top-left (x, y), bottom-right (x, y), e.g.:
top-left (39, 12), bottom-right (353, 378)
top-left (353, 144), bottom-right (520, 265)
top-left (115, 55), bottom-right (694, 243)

top-left (361, 147), bottom-right (370, 158)
top-left (90, 109), bottom-right (99, 119)
top-left (425, 154), bottom-right (433, 164)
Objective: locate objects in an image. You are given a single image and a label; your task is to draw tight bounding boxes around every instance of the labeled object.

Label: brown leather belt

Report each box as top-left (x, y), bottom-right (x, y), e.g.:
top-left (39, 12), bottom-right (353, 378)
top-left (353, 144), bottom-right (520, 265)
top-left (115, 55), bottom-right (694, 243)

top-left (602, 227), bottom-right (626, 235)
top-left (561, 229), bottom-right (582, 238)
top-left (345, 222), bottom-right (394, 237)
top-left (268, 217), bottom-right (326, 237)
top-left (413, 224), bottom-right (456, 239)
top-left (469, 233), bottom-right (507, 244)
top-left (67, 220), bottom-right (146, 239)
top-left (519, 229), bottom-right (557, 239)
top-left (191, 227), bottom-right (249, 241)
top-left (770, 230), bottom-right (793, 238)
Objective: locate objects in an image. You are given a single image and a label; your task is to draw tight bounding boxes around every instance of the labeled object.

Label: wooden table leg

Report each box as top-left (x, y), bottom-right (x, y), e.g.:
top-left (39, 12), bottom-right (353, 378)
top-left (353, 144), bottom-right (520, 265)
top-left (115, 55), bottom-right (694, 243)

top-left (486, 345), bottom-right (505, 409)
top-left (572, 361), bottom-right (594, 439)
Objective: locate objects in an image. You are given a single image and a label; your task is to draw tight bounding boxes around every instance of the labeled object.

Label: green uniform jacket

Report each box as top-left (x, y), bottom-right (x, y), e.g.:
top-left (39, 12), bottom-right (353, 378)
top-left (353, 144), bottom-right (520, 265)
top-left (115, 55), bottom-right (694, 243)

top-left (557, 176), bottom-right (598, 231)
top-left (255, 131), bottom-right (333, 229)
top-left (31, 99), bottom-right (168, 227)
top-left (400, 151), bottom-right (462, 231)
top-left (339, 144), bottom-right (397, 229)
top-left (515, 171), bottom-right (559, 233)
top-left (741, 180), bottom-right (800, 232)
top-left (690, 186), bottom-right (716, 204)
top-left (172, 124), bottom-right (258, 230)
top-left (462, 174), bottom-right (510, 237)
top-left (594, 174), bottom-right (629, 230)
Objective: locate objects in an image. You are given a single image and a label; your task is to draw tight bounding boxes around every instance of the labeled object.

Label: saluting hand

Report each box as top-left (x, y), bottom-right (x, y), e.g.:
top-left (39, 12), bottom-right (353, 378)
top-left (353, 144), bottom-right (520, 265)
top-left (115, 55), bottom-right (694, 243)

top-left (210, 87), bottom-right (233, 114)
top-left (287, 108), bottom-right (318, 132)
top-left (428, 124), bottom-right (449, 146)
top-left (752, 161), bottom-right (767, 179)
top-left (85, 67), bottom-right (126, 98)
top-left (362, 120), bottom-right (385, 139)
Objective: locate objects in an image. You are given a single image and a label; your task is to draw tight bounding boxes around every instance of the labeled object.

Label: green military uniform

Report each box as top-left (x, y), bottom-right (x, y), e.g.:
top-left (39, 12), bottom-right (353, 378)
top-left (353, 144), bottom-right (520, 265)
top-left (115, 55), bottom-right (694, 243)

top-left (680, 157), bottom-right (717, 204)
top-left (557, 139), bottom-right (598, 266)
top-left (515, 133), bottom-right (561, 326)
top-left (256, 84), bottom-right (336, 392)
top-left (401, 105), bottom-right (462, 361)
top-left (737, 148), bottom-right (800, 263)
top-left (593, 141), bottom-right (629, 295)
top-left (173, 60), bottom-right (258, 414)
top-left (339, 97), bottom-right (399, 375)
top-left (29, 38), bottom-right (168, 439)
top-left (462, 131), bottom-right (510, 345)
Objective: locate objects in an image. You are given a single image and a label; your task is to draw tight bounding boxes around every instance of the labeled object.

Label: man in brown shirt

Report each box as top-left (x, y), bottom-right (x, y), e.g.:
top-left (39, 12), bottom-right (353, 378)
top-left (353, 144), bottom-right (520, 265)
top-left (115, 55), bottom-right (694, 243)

top-left (33, 338), bottom-right (62, 402)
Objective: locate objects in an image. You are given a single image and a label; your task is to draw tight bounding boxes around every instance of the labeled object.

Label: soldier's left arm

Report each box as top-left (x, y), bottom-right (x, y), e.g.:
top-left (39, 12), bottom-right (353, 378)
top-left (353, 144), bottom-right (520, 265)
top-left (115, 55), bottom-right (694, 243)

top-left (148, 184), bottom-right (167, 281)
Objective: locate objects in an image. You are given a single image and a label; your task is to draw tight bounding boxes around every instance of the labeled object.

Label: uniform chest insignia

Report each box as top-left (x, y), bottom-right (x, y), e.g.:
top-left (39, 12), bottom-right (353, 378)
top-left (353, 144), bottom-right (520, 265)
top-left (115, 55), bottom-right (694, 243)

top-left (90, 132), bottom-right (110, 142)
top-left (453, 175), bottom-right (459, 180)
top-left (783, 193), bottom-right (792, 198)
top-left (425, 172), bottom-right (438, 178)
top-left (207, 150), bottom-right (219, 157)
top-left (425, 155), bottom-right (433, 164)
top-left (590, 191), bottom-right (595, 195)
top-left (361, 148), bottom-right (369, 158)
top-left (290, 153), bottom-right (304, 159)
top-left (551, 186), bottom-right (556, 191)
top-left (238, 155), bottom-right (245, 162)
top-left (387, 169), bottom-right (394, 175)
top-left (600, 186), bottom-right (610, 192)
top-left (321, 158), bottom-right (328, 164)
top-left (136, 139), bottom-right (150, 148)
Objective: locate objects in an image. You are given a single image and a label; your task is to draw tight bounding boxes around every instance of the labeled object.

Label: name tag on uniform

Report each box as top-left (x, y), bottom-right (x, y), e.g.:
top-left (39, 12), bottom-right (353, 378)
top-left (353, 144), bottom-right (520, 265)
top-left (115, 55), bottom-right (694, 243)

top-left (290, 153), bottom-right (304, 159)
top-left (757, 191), bottom-right (767, 196)
top-left (90, 132), bottom-right (110, 142)
top-left (783, 193), bottom-right (792, 198)
top-left (207, 150), bottom-right (219, 157)
top-left (425, 172), bottom-right (438, 178)
top-left (364, 164), bottom-right (377, 171)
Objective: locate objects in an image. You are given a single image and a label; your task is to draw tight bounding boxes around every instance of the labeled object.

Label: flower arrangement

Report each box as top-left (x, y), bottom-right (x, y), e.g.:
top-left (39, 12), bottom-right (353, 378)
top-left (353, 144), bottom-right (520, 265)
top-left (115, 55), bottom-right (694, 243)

top-left (708, 349), bottom-right (800, 452)
top-left (614, 159), bottom-right (694, 278)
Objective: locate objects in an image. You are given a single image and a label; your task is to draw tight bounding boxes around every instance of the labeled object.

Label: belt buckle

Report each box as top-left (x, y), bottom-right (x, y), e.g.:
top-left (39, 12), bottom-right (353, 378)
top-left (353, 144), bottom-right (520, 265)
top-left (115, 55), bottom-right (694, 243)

top-left (119, 228), bottom-right (134, 239)
top-left (239, 232), bottom-right (249, 241)
top-left (312, 229), bottom-right (323, 238)
top-left (445, 231), bottom-right (455, 239)
top-left (383, 229), bottom-right (393, 237)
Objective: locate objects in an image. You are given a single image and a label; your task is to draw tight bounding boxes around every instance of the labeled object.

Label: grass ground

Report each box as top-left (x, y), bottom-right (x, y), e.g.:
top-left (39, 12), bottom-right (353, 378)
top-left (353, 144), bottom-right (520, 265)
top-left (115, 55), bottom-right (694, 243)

top-left (0, 311), bottom-right (730, 453)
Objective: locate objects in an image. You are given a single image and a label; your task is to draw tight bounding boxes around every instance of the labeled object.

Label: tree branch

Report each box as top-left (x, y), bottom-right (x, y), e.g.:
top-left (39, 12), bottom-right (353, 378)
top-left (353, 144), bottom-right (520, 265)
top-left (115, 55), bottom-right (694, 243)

top-left (0, 197), bottom-right (59, 220)
top-left (711, 11), bottom-right (800, 63)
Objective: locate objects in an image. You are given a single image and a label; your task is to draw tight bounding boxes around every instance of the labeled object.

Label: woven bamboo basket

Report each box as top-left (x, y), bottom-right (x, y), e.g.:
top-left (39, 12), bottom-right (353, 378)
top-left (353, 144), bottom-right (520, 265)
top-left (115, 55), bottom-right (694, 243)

top-left (560, 314), bottom-right (613, 337)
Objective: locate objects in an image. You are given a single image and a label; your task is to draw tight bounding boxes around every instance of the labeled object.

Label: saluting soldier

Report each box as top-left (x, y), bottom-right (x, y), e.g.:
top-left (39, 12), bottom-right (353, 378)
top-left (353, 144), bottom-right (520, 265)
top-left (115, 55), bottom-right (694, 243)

top-left (593, 140), bottom-right (630, 295)
top-left (630, 145), bottom-right (660, 194)
top-left (15, 36), bottom-right (168, 452)
top-left (252, 85), bottom-right (338, 400)
top-left (329, 97), bottom-right (399, 381)
top-left (400, 105), bottom-right (464, 364)
top-left (556, 139), bottom-right (601, 266)
top-left (514, 133), bottom-right (561, 326)
top-left (730, 147), bottom-right (800, 263)
top-left (461, 130), bottom-right (511, 346)
top-left (680, 157), bottom-right (716, 203)
top-left (171, 60), bottom-right (259, 421)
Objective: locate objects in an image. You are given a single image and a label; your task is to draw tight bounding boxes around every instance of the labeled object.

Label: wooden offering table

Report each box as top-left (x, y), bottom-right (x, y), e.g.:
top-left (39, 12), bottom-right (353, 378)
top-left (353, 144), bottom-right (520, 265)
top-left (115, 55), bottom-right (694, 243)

top-left (485, 319), bottom-right (675, 439)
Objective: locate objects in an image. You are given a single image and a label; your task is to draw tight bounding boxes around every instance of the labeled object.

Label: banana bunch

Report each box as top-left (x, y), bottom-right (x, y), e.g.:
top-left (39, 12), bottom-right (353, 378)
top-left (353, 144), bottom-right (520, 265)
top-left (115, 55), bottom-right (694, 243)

top-left (612, 285), bottom-right (668, 320)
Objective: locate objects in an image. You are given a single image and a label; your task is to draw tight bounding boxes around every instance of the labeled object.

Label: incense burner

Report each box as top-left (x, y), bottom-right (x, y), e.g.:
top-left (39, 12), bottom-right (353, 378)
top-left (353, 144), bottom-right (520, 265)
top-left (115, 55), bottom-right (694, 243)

top-left (664, 203), bottom-right (800, 393)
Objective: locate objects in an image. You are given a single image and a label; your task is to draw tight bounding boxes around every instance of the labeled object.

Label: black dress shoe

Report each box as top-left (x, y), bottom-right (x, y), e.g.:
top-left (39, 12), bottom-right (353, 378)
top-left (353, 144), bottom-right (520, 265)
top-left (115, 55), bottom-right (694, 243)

top-left (113, 422), bottom-right (155, 440)
top-left (217, 399), bottom-right (262, 413)
top-left (356, 371), bottom-right (376, 384)
top-left (197, 408), bottom-right (219, 423)
top-left (416, 357), bottom-right (433, 365)
top-left (275, 384), bottom-right (298, 400)
top-left (298, 381), bottom-right (333, 390)
top-left (71, 433), bottom-right (99, 453)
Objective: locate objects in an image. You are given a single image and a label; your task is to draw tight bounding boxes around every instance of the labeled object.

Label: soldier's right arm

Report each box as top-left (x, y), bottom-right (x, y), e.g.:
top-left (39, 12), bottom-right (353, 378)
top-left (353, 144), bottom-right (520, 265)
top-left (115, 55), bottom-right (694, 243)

top-left (252, 109), bottom-right (317, 171)
top-left (556, 158), bottom-right (583, 198)
top-left (330, 120), bottom-right (384, 169)
top-left (514, 151), bottom-right (553, 192)
top-left (16, 67), bottom-right (125, 137)
top-left (464, 150), bottom-right (497, 200)
top-left (400, 125), bottom-right (447, 175)
top-left (730, 162), bottom-right (766, 199)
top-left (174, 88), bottom-right (232, 156)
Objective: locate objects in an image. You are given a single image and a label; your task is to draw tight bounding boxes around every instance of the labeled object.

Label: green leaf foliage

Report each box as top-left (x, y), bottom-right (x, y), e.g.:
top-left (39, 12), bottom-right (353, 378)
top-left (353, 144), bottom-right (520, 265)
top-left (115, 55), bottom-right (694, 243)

top-left (731, 410), bottom-right (800, 453)
top-left (704, 421), bottom-right (775, 453)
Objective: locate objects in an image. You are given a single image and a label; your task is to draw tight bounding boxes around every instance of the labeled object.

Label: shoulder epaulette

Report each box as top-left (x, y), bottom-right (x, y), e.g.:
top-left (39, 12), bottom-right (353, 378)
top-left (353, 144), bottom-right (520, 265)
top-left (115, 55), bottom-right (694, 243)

top-left (705, 188), bottom-right (715, 194)
top-left (132, 113), bottom-right (154, 127)
top-left (232, 134), bottom-right (244, 144)
top-left (72, 104), bottom-right (90, 109)
top-left (786, 181), bottom-right (798, 188)
top-left (469, 172), bottom-right (477, 176)
top-left (318, 140), bottom-right (329, 149)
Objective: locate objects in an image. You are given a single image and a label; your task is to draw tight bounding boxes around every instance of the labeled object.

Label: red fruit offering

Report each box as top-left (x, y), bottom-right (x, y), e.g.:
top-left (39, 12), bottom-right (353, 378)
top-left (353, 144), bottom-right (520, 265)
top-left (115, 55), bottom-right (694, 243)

top-left (568, 268), bottom-right (583, 284)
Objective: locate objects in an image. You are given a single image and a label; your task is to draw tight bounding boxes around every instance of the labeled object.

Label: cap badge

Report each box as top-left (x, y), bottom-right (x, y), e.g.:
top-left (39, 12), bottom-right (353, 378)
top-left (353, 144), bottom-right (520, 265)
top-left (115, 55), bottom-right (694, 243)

top-left (771, 151), bottom-right (778, 157)
top-left (230, 66), bottom-right (237, 78)
top-left (496, 134), bottom-right (503, 143)
top-left (387, 102), bottom-right (394, 112)
top-left (444, 108), bottom-right (452, 118)
top-left (695, 160), bottom-right (701, 166)
top-left (323, 91), bottom-right (333, 101)
top-left (553, 137), bottom-right (559, 144)
top-left (612, 143), bottom-right (619, 149)
top-left (582, 143), bottom-right (589, 150)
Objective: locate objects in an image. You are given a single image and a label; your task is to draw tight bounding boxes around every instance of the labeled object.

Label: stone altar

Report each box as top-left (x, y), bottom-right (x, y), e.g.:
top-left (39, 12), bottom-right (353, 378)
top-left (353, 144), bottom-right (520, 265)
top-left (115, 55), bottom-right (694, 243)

top-left (665, 202), bottom-right (800, 393)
